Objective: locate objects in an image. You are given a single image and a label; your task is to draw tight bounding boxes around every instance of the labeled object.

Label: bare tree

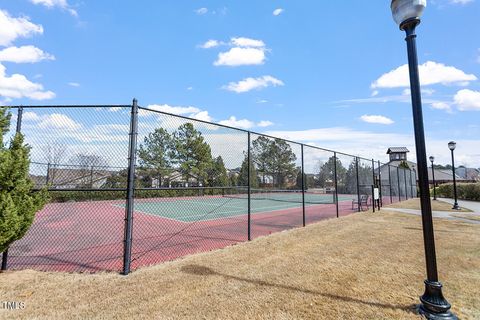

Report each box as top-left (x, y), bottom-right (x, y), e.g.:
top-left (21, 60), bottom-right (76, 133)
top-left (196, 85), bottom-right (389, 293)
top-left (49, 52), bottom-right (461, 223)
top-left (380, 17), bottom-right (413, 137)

top-left (42, 141), bottom-right (68, 184)
top-left (69, 153), bottom-right (109, 188)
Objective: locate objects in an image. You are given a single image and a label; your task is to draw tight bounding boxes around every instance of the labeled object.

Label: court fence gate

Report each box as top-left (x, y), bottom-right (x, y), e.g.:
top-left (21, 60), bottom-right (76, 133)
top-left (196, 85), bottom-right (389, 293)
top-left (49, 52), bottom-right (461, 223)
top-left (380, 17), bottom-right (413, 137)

top-left (0, 100), bottom-right (418, 274)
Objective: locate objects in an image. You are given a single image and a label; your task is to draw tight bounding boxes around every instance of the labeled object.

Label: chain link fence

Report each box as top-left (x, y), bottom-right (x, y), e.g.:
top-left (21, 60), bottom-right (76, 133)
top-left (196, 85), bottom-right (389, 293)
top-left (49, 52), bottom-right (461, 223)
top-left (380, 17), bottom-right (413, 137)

top-left (1, 102), bottom-right (418, 274)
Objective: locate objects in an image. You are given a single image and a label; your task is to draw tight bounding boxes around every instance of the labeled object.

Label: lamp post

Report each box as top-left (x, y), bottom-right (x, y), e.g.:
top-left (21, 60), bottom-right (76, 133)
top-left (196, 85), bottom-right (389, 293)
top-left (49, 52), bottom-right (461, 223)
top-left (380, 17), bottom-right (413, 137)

top-left (391, 1), bottom-right (457, 319)
top-left (448, 141), bottom-right (460, 210)
top-left (429, 156), bottom-right (436, 200)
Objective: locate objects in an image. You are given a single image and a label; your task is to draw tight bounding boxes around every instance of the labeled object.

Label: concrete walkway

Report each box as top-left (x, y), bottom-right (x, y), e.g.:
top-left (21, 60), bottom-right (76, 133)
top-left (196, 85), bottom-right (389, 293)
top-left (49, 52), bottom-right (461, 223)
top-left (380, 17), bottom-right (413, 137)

top-left (386, 198), bottom-right (480, 225)
top-left (437, 198), bottom-right (480, 213)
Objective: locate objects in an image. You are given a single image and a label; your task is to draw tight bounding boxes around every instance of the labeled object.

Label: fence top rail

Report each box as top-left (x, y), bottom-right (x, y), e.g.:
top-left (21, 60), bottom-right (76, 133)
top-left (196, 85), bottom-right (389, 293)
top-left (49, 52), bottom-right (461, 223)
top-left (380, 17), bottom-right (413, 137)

top-left (2, 105), bottom-right (131, 109)
top-left (137, 105), bottom-right (364, 159)
top-left (2, 103), bottom-right (416, 171)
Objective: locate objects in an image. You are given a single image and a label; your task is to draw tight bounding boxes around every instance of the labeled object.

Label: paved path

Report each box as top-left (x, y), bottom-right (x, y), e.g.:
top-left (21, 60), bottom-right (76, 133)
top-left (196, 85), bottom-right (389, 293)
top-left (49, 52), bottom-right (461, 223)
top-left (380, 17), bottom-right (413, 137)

top-left (386, 198), bottom-right (480, 225)
top-left (437, 198), bottom-right (480, 213)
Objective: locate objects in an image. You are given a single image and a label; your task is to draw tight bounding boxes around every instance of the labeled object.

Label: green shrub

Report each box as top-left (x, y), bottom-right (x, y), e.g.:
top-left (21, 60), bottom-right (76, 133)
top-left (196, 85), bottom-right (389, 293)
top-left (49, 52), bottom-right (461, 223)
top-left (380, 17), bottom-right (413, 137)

top-left (436, 183), bottom-right (480, 201)
top-left (47, 187), bottom-right (229, 203)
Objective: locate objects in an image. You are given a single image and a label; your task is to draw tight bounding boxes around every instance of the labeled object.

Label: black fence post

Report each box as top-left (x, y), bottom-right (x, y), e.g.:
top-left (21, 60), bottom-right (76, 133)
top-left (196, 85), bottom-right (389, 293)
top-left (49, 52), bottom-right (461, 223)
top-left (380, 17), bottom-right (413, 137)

top-left (397, 167), bottom-right (401, 202)
top-left (355, 157), bottom-right (361, 212)
top-left (122, 99), bottom-right (139, 275)
top-left (334, 152), bottom-right (339, 218)
top-left (404, 168), bottom-right (409, 200)
top-left (90, 166), bottom-right (94, 188)
top-left (46, 162), bottom-right (51, 185)
top-left (378, 160), bottom-right (383, 207)
top-left (301, 144), bottom-right (305, 227)
top-left (372, 185), bottom-right (375, 213)
top-left (371, 159), bottom-right (376, 210)
top-left (388, 165), bottom-right (393, 204)
top-left (1, 106), bottom-right (24, 271)
top-left (409, 169), bottom-right (414, 198)
top-left (247, 132), bottom-right (251, 241)
top-left (16, 106), bottom-right (23, 133)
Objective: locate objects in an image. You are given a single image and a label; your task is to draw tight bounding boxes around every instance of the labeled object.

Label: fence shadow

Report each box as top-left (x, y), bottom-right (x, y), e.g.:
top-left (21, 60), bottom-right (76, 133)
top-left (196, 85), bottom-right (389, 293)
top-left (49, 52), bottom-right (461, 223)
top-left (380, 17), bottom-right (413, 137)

top-left (181, 264), bottom-right (416, 314)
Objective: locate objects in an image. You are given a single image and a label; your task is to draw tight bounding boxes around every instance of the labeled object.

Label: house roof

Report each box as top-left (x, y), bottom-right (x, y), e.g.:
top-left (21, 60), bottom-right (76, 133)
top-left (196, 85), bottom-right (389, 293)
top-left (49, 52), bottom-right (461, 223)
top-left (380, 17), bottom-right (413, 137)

top-left (429, 169), bottom-right (467, 182)
top-left (387, 147), bottom-right (410, 154)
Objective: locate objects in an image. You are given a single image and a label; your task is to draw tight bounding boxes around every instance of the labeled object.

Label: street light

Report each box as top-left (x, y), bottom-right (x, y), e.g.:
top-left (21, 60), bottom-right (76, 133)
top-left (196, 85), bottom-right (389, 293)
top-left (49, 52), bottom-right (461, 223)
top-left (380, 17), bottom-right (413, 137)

top-left (448, 141), bottom-right (460, 210)
top-left (429, 156), bottom-right (436, 200)
top-left (391, 1), bottom-right (457, 319)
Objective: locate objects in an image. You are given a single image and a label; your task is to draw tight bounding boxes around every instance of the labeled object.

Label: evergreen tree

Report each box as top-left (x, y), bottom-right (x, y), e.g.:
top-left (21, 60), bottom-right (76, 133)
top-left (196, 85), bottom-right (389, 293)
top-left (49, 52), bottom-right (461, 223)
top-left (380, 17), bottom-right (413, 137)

top-left (268, 139), bottom-right (297, 188)
top-left (207, 156), bottom-right (229, 187)
top-left (172, 123), bottom-right (213, 185)
top-left (0, 108), bottom-right (48, 253)
top-left (237, 154), bottom-right (258, 188)
top-left (345, 160), bottom-right (358, 194)
top-left (399, 160), bottom-right (410, 169)
top-left (138, 128), bottom-right (174, 187)
top-left (251, 136), bottom-right (271, 185)
top-left (318, 156), bottom-right (346, 188)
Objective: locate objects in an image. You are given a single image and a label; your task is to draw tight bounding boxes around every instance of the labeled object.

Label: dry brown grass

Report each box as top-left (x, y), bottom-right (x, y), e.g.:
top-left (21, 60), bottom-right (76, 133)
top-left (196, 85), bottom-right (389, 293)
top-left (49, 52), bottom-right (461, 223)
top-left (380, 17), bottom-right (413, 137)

top-left (1, 210), bottom-right (479, 320)
top-left (451, 213), bottom-right (480, 222)
top-left (387, 198), bottom-right (471, 212)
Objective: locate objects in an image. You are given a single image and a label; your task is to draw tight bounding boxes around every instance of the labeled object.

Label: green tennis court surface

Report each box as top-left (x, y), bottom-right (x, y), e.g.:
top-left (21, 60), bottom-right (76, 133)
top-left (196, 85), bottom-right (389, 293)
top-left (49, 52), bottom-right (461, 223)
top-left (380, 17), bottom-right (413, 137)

top-left (132, 193), bottom-right (355, 223)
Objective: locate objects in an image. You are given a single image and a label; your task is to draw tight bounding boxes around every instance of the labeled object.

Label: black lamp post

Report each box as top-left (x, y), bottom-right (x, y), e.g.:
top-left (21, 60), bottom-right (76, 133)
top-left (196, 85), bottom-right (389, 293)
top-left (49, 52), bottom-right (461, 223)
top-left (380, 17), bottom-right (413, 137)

top-left (429, 156), bottom-right (436, 200)
top-left (448, 141), bottom-right (460, 210)
top-left (391, 1), bottom-right (457, 319)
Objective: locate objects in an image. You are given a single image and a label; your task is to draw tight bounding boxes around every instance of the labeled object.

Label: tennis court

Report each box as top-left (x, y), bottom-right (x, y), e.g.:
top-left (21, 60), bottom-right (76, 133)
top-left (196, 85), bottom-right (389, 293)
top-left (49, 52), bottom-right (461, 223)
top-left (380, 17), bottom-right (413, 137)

top-left (130, 190), bottom-right (355, 223)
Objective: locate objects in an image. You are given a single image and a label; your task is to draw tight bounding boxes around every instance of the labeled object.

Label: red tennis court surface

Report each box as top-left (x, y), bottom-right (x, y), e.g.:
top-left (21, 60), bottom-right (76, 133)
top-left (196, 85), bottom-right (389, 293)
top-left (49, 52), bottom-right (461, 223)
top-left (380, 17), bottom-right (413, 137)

top-left (3, 195), bottom-right (398, 273)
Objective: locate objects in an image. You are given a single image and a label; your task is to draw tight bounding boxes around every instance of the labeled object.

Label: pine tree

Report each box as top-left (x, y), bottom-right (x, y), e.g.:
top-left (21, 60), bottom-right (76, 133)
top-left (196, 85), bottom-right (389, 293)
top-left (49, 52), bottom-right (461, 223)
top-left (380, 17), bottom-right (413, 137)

top-left (237, 154), bottom-right (258, 188)
top-left (172, 123), bottom-right (213, 185)
top-left (1, 108), bottom-right (48, 253)
top-left (138, 128), bottom-right (174, 187)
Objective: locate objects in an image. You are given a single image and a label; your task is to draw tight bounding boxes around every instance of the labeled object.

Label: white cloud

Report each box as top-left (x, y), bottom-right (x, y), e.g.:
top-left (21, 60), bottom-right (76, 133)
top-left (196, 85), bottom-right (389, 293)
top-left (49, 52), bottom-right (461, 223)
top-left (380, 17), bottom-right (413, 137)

top-left (199, 40), bottom-right (221, 49)
top-left (402, 88), bottom-right (436, 96)
top-left (371, 61), bottom-right (477, 89)
top-left (257, 120), bottom-right (274, 127)
top-left (0, 46), bottom-right (54, 63)
top-left (22, 111), bottom-right (40, 121)
top-left (454, 89), bottom-right (480, 111)
top-left (214, 47), bottom-right (266, 66)
top-left (223, 75), bottom-right (284, 93)
top-left (0, 63), bottom-right (55, 100)
top-left (431, 102), bottom-right (452, 112)
top-left (230, 37), bottom-right (265, 48)
top-left (109, 107), bottom-right (122, 112)
top-left (273, 8), bottom-right (284, 16)
top-left (68, 82), bottom-right (80, 87)
top-left (450, 0), bottom-right (473, 4)
top-left (360, 115), bottom-right (394, 125)
top-left (218, 116), bottom-right (255, 129)
top-left (148, 104), bottom-right (199, 115)
top-left (195, 7), bottom-right (208, 15)
top-left (191, 111), bottom-right (212, 122)
top-left (37, 113), bottom-right (81, 130)
top-left (256, 99), bottom-right (268, 104)
top-left (0, 10), bottom-right (43, 47)
top-left (30, 0), bottom-right (78, 17)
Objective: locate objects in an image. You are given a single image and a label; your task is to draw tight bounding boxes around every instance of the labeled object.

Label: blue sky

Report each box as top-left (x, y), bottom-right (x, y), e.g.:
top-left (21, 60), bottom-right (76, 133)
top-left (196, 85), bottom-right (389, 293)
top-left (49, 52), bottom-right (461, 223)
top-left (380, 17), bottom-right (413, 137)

top-left (0, 0), bottom-right (479, 169)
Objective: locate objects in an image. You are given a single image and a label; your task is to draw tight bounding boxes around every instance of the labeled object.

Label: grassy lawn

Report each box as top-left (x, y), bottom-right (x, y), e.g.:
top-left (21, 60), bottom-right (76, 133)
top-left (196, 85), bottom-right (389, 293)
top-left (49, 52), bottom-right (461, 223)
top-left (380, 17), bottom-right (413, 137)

top-left (387, 198), bottom-right (472, 212)
top-left (1, 209), bottom-right (479, 319)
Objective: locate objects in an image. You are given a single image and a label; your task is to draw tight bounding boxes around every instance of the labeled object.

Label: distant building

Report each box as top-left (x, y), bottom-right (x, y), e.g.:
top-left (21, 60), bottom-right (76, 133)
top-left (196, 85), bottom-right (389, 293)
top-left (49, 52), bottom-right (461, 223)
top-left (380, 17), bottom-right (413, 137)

top-left (378, 147), bottom-right (468, 186)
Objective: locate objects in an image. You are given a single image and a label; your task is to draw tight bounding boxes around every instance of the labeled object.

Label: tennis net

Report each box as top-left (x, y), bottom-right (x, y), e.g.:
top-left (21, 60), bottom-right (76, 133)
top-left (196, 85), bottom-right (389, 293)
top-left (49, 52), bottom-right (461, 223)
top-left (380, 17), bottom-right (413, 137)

top-left (223, 188), bottom-right (335, 204)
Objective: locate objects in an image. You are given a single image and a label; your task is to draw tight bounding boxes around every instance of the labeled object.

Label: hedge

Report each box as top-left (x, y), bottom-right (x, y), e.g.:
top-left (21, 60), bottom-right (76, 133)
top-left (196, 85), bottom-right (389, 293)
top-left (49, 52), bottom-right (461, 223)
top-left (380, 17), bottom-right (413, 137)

top-left (45, 188), bottom-right (233, 203)
top-left (436, 183), bottom-right (480, 201)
